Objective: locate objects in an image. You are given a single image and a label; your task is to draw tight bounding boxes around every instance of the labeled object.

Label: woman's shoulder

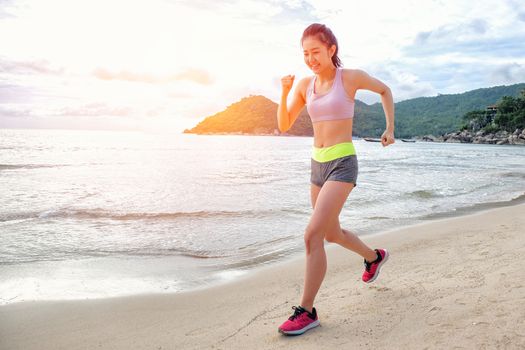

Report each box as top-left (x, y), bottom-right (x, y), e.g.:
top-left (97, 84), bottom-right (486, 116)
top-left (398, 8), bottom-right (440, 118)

top-left (340, 68), bottom-right (368, 87)
top-left (297, 75), bottom-right (315, 93)
top-left (340, 67), bottom-right (363, 76)
top-left (341, 68), bottom-right (372, 79)
top-left (300, 75), bottom-right (316, 84)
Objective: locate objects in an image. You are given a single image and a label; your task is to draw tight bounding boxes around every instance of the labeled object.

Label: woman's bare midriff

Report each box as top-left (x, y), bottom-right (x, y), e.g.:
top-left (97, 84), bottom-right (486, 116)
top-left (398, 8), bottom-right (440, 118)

top-left (312, 118), bottom-right (353, 148)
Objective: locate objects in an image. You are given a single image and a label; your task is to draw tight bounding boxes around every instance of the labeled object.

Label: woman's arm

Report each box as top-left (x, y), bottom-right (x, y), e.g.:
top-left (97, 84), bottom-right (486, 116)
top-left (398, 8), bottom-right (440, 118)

top-left (277, 76), bottom-right (308, 133)
top-left (352, 69), bottom-right (395, 146)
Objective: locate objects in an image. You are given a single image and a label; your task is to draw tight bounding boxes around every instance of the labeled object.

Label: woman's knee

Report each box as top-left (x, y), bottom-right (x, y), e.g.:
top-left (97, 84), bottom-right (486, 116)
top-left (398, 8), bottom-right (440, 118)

top-left (323, 219), bottom-right (342, 243)
top-left (304, 226), bottom-right (325, 252)
top-left (324, 231), bottom-right (340, 243)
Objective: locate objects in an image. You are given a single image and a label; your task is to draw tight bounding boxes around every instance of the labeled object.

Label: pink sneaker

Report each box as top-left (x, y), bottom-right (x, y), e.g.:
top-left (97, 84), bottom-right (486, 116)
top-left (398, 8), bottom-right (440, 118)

top-left (362, 248), bottom-right (389, 283)
top-left (278, 305), bottom-right (320, 335)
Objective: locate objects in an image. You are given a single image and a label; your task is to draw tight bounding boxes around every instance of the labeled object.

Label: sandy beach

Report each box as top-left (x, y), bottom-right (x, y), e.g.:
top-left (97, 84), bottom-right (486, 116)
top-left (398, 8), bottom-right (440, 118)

top-left (1, 202), bottom-right (524, 349)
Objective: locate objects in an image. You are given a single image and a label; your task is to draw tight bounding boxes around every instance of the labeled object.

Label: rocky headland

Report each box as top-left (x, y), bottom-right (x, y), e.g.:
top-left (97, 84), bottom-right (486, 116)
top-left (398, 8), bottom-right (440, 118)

top-left (417, 128), bottom-right (525, 145)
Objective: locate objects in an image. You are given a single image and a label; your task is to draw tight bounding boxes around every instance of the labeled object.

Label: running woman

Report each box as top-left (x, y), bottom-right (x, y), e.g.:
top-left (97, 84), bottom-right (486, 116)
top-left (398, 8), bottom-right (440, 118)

top-left (277, 23), bottom-right (395, 336)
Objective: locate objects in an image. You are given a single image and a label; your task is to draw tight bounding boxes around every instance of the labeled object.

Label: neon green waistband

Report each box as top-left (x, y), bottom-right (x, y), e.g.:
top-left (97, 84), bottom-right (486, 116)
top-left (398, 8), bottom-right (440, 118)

top-left (312, 142), bottom-right (356, 162)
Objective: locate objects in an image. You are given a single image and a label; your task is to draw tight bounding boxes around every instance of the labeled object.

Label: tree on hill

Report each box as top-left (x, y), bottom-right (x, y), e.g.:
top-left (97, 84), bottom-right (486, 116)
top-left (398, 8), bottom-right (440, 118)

top-left (460, 88), bottom-right (525, 133)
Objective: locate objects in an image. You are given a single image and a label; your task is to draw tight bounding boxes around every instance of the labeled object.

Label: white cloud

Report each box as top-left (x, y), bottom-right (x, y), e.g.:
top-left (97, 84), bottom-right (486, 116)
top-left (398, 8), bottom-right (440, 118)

top-left (490, 62), bottom-right (525, 85)
top-left (1, 0), bottom-right (524, 130)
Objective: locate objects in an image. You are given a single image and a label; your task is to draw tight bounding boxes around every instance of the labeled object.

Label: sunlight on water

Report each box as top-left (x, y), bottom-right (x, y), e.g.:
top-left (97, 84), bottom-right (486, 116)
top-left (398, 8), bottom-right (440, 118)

top-left (1, 128), bottom-right (524, 304)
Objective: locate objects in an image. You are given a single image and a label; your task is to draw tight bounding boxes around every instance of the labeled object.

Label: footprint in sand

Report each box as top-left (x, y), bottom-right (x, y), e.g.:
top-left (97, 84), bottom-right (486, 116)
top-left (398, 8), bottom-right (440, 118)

top-left (370, 286), bottom-right (391, 292)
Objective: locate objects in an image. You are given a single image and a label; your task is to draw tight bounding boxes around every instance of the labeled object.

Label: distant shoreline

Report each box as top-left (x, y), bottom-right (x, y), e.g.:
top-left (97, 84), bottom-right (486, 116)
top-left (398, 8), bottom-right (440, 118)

top-left (417, 128), bottom-right (525, 145)
top-left (183, 130), bottom-right (525, 145)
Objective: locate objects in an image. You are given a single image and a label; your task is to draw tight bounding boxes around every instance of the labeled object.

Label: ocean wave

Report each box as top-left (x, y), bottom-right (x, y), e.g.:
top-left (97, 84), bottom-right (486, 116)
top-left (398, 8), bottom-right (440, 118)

top-left (0, 246), bottom-right (235, 265)
top-left (238, 235), bottom-right (296, 251)
top-left (165, 247), bottom-right (233, 259)
top-left (84, 247), bottom-right (234, 259)
top-left (366, 216), bottom-right (391, 220)
top-left (500, 171), bottom-right (525, 179)
top-left (406, 189), bottom-right (442, 199)
top-left (420, 192), bottom-right (525, 220)
top-left (220, 247), bottom-right (298, 270)
top-left (0, 163), bottom-right (68, 170)
top-left (0, 207), bottom-right (309, 223)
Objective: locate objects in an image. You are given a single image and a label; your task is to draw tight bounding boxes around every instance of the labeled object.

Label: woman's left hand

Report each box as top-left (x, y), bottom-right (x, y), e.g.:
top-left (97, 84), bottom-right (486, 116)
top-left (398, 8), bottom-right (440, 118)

top-left (381, 129), bottom-right (395, 147)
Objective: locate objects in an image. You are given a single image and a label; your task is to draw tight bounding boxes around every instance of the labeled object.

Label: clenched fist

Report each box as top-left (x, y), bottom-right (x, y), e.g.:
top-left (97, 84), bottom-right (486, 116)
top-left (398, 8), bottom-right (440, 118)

top-left (381, 129), bottom-right (395, 147)
top-left (281, 74), bottom-right (295, 95)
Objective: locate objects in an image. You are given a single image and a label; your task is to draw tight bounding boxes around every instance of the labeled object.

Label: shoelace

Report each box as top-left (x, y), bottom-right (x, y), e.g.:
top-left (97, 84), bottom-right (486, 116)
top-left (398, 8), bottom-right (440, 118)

top-left (288, 306), bottom-right (307, 321)
top-left (364, 252), bottom-right (381, 272)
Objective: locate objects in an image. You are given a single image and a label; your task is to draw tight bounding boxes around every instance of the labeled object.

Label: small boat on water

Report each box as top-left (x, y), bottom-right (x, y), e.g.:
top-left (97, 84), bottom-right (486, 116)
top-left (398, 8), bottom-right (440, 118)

top-left (364, 137), bottom-right (381, 142)
top-left (401, 139), bottom-right (416, 143)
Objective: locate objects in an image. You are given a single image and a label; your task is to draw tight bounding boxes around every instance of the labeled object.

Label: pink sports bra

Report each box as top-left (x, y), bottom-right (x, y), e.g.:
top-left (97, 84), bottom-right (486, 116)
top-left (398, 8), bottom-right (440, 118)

top-left (306, 67), bottom-right (355, 123)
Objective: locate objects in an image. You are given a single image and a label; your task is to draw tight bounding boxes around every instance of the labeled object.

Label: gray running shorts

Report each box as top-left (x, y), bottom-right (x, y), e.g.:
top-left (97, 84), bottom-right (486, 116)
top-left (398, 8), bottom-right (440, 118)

top-left (310, 154), bottom-right (358, 187)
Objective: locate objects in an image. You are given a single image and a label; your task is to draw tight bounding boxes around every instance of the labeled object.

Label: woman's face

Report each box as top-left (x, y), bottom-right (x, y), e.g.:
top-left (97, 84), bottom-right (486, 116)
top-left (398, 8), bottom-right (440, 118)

top-left (302, 36), bottom-right (336, 73)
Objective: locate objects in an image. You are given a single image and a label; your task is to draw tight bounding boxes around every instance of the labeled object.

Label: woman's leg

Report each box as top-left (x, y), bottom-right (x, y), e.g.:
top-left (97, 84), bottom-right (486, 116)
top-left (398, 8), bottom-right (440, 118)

top-left (300, 180), bottom-right (355, 312)
top-left (311, 183), bottom-right (377, 263)
top-left (324, 217), bottom-right (378, 262)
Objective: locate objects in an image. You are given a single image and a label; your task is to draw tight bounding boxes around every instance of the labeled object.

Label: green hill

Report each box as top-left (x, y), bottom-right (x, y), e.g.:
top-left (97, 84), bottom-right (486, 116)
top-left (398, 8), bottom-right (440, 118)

top-left (375, 83), bottom-right (525, 137)
top-left (183, 83), bottom-right (525, 138)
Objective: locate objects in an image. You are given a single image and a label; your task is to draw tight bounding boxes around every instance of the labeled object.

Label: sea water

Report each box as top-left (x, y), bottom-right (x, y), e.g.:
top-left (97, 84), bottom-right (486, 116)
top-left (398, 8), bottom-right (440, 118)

top-left (1, 128), bottom-right (524, 305)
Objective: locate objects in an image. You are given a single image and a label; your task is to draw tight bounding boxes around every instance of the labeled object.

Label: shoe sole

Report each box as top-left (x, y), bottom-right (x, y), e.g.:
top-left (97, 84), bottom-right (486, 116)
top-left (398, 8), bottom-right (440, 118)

top-left (278, 319), bottom-right (320, 335)
top-left (364, 249), bottom-right (389, 283)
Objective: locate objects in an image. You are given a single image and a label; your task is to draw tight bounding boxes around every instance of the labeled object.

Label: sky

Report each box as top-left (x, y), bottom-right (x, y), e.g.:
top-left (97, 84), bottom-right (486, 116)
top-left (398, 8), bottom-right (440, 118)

top-left (1, 0), bottom-right (524, 132)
